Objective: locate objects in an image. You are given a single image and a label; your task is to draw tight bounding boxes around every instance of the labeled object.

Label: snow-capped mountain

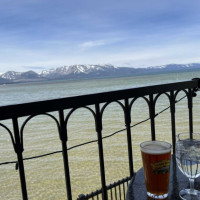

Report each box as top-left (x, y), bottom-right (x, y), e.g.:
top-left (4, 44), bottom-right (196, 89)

top-left (39, 64), bottom-right (118, 78)
top-left (1, 63), bottom-right (200, 84)
top-left (1, 71), bottom-right (22, 80)
top-left (1, 70), bottom-right (40, 80)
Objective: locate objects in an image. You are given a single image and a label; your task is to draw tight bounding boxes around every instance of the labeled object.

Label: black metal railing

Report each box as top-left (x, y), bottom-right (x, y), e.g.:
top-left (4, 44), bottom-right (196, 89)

top-left (77, 177), bottom-right (131, 200)
top-left (0, 78), bottom-right (200, 200)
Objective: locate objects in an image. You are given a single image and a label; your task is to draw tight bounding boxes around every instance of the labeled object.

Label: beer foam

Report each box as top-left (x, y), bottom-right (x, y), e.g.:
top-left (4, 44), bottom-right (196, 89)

top-left (140, 141), bottom-right (171, 155)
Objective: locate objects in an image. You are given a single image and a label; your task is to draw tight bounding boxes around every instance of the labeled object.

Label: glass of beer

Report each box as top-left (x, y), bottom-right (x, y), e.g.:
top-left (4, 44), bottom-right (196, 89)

top-left (140, 141), bottom-right (171, 199)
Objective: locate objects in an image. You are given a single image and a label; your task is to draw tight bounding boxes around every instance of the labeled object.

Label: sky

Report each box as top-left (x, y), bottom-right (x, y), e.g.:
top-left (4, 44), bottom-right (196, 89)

top-left (0, 0), bottom-right (200, 73)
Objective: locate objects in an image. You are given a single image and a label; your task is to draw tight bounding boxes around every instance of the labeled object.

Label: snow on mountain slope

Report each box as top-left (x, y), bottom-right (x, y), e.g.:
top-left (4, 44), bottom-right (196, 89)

top-left (39, 64), bottom-right (117, 77)
top-left (1, 63), bottom-right (200, 84)
top-left (1, 71), bottom-right (22, 80)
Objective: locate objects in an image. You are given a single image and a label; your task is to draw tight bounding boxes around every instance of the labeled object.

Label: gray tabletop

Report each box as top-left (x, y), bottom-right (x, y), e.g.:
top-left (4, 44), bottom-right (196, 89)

top-left (126, 157), bottom-right (200, 200)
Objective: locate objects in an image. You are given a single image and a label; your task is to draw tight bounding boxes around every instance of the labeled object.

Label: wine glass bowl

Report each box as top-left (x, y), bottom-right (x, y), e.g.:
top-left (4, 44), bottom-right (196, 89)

top-left (176, 133), bottom-right (200, 200)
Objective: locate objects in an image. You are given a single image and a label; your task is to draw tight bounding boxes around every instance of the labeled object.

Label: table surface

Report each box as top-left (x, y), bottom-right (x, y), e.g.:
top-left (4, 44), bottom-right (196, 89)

top-left (126, 156), bottom-right (200, 200)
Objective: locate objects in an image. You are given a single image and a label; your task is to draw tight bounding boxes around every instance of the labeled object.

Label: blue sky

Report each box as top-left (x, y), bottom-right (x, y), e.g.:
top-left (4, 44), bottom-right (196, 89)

top-left (0, 0), bottom-right (200, 72)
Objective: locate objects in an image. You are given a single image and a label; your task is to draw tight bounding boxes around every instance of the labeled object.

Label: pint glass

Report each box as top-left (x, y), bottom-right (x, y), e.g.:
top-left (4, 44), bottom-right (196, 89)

top-left (140, 141), bottom-right (171, 199)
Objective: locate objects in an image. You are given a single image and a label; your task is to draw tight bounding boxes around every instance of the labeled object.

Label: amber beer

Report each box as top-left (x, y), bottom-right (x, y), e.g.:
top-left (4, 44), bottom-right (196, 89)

top-left (140, 141), bottom-right (171, 199)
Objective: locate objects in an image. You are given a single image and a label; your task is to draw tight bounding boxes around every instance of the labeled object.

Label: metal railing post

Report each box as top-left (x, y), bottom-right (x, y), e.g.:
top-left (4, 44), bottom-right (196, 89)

top-left (149, 95), bottom-right (156, 141)
top-left (124, 98), bottom-right (134, 177)
top-left (188, 89), bottom-right (194, 139)
top-left (59, 110), bottom-right (72, 200)
top-left (95, 103), bottom-right (107, 200)
top-left (12, 118), bottom-right (28, 200)
top-left (170, 91), bottom-right (176, 154)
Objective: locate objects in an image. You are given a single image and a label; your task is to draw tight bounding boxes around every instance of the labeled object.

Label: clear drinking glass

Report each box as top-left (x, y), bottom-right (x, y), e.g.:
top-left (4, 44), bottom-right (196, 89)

top-left (175, 133), bottom-right (200, 200)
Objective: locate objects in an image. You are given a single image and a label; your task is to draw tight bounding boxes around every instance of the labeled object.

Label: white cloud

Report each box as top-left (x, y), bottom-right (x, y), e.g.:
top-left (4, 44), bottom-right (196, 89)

top-left (78, 37), bottom-right (126, 50)
top-left (79, 40), bottom-right (106, 48)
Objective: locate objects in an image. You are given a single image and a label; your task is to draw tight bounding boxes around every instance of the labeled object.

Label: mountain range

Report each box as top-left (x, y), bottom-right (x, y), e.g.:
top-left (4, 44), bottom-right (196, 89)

top-left (1, 63), bottom-right (200, 84)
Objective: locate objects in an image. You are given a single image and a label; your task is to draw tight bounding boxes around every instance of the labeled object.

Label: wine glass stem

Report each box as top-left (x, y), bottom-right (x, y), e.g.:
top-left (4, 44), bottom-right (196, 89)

top-left (189, 178), bottom-right (195, 191)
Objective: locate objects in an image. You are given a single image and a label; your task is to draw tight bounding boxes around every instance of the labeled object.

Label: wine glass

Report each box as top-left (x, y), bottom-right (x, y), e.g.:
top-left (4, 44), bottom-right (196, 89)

top-left (175, 133), bottom-right (200, 200)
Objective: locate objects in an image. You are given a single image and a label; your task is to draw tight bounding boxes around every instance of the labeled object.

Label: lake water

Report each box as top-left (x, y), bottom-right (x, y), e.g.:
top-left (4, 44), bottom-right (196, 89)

top-left (1, 71), bottom-right (200, 200)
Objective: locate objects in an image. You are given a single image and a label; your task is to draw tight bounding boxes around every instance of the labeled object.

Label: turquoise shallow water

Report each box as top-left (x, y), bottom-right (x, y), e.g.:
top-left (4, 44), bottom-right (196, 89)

top-left (0, 71), bottom-right (200, 199)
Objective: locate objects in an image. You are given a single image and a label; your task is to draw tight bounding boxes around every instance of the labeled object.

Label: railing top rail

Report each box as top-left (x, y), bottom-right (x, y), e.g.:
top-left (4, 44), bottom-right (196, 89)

top-left (0, 79), bottom-right (199, 120)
